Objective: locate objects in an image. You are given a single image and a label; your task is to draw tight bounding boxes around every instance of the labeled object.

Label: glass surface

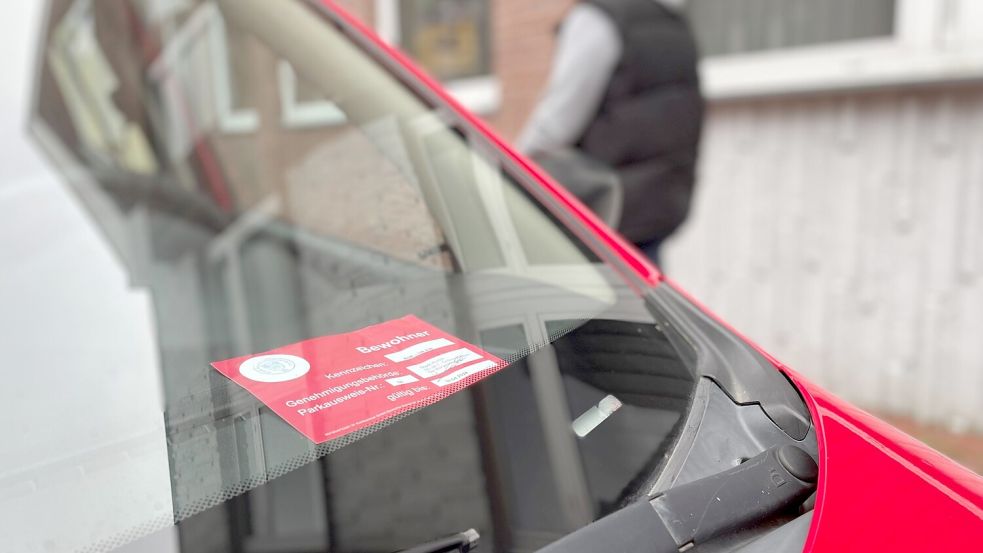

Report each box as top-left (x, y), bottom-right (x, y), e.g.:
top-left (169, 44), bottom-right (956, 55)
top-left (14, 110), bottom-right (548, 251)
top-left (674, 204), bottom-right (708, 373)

top-left (689, 0), bottom-right (896, 57)
top-left (2, 1), bottom-right (697, 552)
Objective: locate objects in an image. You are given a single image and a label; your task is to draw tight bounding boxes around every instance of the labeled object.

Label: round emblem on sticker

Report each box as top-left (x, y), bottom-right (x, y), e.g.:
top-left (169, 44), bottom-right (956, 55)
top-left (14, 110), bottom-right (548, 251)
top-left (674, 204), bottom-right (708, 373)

top-left (239, 354), bottom-right (311, 383)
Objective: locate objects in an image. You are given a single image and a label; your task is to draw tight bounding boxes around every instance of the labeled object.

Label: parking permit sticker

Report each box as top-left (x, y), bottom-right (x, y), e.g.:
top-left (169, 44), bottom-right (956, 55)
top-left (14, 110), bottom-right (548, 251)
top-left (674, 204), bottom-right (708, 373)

top-left (210, 315), bottom-right (505, 444)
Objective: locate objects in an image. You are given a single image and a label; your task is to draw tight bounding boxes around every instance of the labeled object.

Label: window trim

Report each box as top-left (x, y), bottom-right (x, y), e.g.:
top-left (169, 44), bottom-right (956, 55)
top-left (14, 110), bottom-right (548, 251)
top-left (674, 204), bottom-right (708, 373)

top-left (207, 8), bottom-right (260, 133)
top-left (373, 0), bottom-right (501, 115)
top-left (699, 0), bottom-right (983, 100)
top-left (146, 4), bottom-right (260, 138)
top-left (276, 61), bottom-right (348, 128)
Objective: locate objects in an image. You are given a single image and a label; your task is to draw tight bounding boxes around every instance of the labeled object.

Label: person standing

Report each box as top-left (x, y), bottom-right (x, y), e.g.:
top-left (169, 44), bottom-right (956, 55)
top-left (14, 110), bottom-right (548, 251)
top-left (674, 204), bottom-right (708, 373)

top-left (517, 0), bottom-right (703, 266)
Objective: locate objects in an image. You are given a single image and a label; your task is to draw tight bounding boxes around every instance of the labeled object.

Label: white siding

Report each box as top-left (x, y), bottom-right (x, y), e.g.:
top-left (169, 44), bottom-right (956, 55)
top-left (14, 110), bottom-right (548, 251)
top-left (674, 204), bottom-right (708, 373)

top-left (665, 87), bottom-right (983, 433)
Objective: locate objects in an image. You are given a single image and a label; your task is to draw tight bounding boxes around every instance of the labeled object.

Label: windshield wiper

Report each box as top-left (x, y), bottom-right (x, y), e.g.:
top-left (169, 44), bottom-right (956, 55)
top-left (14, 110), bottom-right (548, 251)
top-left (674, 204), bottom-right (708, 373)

top-left (396, 528), bottom-right (480, 553)
top-left (538, 445), bottom-right (818, 553)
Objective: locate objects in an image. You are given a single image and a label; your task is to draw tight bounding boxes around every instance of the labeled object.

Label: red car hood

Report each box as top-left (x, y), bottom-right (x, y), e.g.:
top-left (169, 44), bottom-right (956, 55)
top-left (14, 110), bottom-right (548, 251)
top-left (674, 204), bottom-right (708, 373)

top-left (789, 372), bottom-right (983, 550)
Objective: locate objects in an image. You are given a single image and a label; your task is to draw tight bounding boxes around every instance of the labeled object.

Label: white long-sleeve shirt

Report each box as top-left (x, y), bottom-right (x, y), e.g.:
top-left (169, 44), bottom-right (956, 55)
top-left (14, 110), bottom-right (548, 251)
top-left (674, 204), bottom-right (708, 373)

top-left (516, 0), bottom-right (686, 156)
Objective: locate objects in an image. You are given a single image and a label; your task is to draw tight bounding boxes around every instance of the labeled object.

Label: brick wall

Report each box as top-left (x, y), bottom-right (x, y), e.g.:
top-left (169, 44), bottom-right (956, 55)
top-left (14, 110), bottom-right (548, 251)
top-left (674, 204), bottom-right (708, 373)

top-left (489, 0), bottom-right (573, 137)
top-left (336, 0), bottom-right (573, 139)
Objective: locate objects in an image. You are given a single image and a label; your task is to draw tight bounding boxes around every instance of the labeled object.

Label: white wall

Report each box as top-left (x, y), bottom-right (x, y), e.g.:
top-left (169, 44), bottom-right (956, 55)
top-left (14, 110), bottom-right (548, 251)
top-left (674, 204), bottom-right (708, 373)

top-left (665, 86), bottom-right (983, 434)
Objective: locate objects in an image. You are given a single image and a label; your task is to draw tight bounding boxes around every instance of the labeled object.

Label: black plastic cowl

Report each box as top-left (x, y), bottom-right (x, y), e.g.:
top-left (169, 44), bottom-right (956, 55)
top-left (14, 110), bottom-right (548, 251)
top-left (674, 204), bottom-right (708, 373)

top-left (648, 286), bottom-right (812, 440)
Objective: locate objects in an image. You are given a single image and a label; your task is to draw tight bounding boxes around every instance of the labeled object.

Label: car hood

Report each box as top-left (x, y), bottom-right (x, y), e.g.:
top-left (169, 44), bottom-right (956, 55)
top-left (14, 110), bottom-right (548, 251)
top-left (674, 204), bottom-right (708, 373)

top-left (788, 373), bottom-right (983, 551)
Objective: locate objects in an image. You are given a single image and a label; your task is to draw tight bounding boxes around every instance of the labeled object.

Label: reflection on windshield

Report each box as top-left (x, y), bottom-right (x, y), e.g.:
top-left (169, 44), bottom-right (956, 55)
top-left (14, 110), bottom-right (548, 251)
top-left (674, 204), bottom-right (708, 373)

top-left (3, 1), bottom-right (697, 552)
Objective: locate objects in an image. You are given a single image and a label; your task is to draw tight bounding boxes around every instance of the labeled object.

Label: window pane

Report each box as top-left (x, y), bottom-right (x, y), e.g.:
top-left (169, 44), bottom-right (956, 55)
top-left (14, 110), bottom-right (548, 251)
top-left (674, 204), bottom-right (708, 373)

top-left (19, 1), bottom-right (700, 552)
top-left (689, 0), bottom-right (896, 57)
top-left (399, 0), bottom-right (491, 80)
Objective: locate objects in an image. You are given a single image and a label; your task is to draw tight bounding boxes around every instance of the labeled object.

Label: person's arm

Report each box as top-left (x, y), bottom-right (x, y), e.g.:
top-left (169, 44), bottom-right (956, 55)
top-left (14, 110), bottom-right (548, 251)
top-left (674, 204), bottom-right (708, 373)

top-left (516, 4), bottom-right (623, 156)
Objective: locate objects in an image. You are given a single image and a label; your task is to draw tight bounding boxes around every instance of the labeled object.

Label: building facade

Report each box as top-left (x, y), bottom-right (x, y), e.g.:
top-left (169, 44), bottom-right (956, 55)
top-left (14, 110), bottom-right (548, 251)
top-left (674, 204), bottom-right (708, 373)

top-left (339, 0), bottom-right (983, 434)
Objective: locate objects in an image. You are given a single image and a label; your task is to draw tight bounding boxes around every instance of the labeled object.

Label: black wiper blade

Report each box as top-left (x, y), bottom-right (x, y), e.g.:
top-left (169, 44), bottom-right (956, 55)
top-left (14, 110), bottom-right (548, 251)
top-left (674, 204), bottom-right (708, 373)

top-left (538, 445), bottom-right (818, 553)
top-left (396, 528), bottom-right (480, 553)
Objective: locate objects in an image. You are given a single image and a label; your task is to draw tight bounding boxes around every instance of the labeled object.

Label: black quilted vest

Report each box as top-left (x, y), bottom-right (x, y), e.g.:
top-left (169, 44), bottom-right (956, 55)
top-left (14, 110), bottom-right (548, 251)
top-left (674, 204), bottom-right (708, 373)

top-left (577, 0), bottom-right (704, 244)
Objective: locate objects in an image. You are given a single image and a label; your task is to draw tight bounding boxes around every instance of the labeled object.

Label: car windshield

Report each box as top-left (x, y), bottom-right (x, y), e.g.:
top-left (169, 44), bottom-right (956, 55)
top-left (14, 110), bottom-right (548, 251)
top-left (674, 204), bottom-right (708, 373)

top-left (3, 1), bottom-right (697, 552)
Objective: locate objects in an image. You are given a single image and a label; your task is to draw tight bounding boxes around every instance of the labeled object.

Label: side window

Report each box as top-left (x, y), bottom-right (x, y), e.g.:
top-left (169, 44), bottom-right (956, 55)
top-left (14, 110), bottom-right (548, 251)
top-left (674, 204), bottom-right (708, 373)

top-left (689, 0), bottom-right (896, 56)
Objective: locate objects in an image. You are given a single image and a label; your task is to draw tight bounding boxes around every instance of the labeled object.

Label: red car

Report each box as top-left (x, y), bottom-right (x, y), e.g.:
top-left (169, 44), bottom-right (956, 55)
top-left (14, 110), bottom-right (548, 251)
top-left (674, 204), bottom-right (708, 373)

top-left (3, 0), bottom-right (980, 552)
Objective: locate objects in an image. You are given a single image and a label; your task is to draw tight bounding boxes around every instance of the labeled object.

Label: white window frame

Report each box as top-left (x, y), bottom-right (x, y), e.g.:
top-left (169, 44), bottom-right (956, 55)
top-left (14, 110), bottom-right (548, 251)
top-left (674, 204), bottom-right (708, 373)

top-left (149, 3), bottom-right (260, 134)
top-left (276, 61), bottom-right (348, 128)
top-left (374, 0), bottom-right (502, 115)
top-left (206, 8), bottom-right (260, 133)
top-left (700, 0), bottom-right (983, 100)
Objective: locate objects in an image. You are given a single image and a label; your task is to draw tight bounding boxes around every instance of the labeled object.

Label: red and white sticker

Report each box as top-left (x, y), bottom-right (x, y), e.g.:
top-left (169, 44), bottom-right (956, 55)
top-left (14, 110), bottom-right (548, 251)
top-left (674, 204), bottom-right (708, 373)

top-left (210, 315), bottom-right (505, 443)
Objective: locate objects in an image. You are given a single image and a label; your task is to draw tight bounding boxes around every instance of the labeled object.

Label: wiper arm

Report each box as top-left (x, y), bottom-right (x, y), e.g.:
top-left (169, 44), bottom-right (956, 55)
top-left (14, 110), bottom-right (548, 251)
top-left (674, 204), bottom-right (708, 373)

top-left (396, 528), bottom-right (480, 553)
top-left (538, 445), bottom-right (818, 553)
